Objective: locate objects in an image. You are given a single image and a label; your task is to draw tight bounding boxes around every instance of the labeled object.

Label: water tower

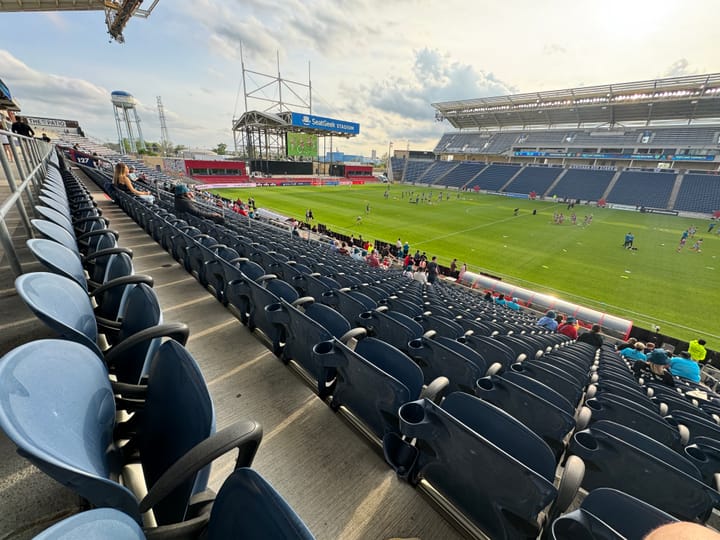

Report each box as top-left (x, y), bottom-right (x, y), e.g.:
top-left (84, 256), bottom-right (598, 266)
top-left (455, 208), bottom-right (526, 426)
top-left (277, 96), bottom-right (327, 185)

top-left (111, 90), bottom-right (146, 154)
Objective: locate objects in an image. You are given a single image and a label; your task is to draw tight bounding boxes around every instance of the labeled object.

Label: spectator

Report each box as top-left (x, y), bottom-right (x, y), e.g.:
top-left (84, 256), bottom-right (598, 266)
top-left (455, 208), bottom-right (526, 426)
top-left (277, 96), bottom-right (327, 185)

top-left (644, 349), bottom-right (674, 385)
top-left (174, 184), bottom-right (224, 224)
top-left (688, 339), bottom-right (708, 363)
top-left (11, 117), bottom-right (34, 138)
top-left (577, 324), bottom-right (604, 348)
top-left (616, 337), bottom-right (637, 351)
top-left (413, 268), bottom-right (427, 284)
top-left (557, 317), bottom-right (579, 339)
top-left (367, 251), bottom-right (381, 268)
top-left (40, 133), bottom-right (51, 142)
top-left (426, 256), bottom-right (439, 284)
top-left (620, 341), bottom-right (647, 361)
top-left (113, 162), bottom-right (153, 202)
top-left (458, 262), bottom-right (467, 281)
top-left (449, 258), bottom-right (457, 277)
top-left (494, 294), bottom-right (506, 307)
top-left (505, 297), bottom-right (521, 311)
top-left (537, 310), bottom-right (558, 332)
top-left (669, 351), bottom-right (701, 383)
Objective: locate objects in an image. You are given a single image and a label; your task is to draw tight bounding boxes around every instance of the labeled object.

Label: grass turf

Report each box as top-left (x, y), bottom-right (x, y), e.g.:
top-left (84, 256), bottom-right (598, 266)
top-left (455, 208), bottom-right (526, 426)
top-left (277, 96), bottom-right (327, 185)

top-left (211, 184), bottom-right (718, 344)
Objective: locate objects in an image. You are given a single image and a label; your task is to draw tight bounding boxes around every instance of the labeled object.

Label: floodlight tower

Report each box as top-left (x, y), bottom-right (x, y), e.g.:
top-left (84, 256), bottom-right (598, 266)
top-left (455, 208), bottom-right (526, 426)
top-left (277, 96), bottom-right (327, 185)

top-left (111, 90), bottom-right (146, 154)
top-left (157, 95), bottom-right (171, 155)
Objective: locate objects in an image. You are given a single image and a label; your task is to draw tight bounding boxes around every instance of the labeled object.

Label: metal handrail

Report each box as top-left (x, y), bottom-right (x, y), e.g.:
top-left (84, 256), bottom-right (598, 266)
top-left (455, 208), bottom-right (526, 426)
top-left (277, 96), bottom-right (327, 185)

top-left (0, 128), bottom-right (55, 276)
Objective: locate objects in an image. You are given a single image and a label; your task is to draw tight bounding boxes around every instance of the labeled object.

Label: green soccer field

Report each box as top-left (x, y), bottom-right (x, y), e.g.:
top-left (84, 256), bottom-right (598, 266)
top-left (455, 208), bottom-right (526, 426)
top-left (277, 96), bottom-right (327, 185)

top-left (211, 184), bottom-right (718, 344)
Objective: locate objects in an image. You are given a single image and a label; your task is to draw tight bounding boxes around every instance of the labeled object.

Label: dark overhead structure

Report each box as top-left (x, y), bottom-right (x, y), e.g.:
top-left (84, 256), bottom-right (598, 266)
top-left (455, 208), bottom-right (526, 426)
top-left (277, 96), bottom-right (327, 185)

top-left (0, 0), bottom-right (160, 42)
top-left (433, 73), bottom-right (720, 130)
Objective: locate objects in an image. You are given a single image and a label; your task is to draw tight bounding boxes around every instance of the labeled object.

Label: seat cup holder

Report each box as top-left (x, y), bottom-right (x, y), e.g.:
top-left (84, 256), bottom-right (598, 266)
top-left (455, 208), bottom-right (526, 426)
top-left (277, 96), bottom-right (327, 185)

top-left (399, 401), bottom-right (426, 425)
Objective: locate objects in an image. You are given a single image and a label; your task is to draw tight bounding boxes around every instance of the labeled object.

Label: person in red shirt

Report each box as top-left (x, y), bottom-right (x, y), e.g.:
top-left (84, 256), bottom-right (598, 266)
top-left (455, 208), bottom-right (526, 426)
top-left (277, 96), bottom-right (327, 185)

top-left (557, 317), bottom-right (579, 339)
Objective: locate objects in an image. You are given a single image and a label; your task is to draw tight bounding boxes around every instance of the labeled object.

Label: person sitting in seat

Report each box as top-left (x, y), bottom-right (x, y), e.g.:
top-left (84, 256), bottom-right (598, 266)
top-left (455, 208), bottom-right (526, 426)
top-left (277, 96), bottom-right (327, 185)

top-left (536, 310), bottom-right (558, 332)
top-left (174, 184), bottom-right (224, 224)
top-left (636, 349), bottom-right (674, 386)
top-left (669, 351), bottom-right (702, 383)
top-left (576, 324), bottom-right (604, 348)
top-left (557, 317), bottom-right (579, 339)
top-left (113, 163), bottom-right (153, 202)
top-left (620, 341), bottom-right (647, 361)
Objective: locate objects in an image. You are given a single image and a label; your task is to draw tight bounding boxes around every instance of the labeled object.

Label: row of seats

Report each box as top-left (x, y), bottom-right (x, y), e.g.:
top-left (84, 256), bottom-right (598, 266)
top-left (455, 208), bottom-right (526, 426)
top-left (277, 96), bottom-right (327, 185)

top-left (0, 157), bottom-right (315, 539)
top-left (102, 174), bottom-right (709, 539)
top-left (394, 157), bottom-right (720, 213)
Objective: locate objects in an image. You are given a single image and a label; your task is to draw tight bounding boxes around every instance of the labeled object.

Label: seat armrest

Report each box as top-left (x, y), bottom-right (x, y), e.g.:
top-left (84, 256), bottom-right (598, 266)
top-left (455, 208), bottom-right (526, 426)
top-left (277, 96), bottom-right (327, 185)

top-left (419, 376), bottom-right (450, 403)
top-left (104, 323), bottom-right (190, 368)
top-left (91, 274), bottom-right (154, 298)
top-left (139, 420), bottom-right (263, 513)
top-left (77, 228), bottom-right (119, 242)
top-left (82, 246), bottom-right (133, 264)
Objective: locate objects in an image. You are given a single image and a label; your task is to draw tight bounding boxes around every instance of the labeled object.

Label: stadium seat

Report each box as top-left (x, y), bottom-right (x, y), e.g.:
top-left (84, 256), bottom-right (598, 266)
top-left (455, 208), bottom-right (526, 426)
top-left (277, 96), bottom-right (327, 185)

top-left (383, 392), bottom-right (583, 539)
top-left (550, 488), bottom-right (677, 540)
top-left (226, 273), bottom-right (298, 352)
top-left (313, 334), bottom-right (448, 441)
top-left (407, 333), bottom-right (493, 394)
top-left (26, 238), bottom-right (152, 328)
top-left (15, 272), bottom-right (188, 384)
top-left (475, 372), bottom-right (576, 458)
top-left (266, 297), bottom-right (358, 396)
top-left (0, 339), bottom-right (263, 536)
top-left (356, 308), bottom-right (425, 354)
top-left (570, 420), bottom-right (720, 522)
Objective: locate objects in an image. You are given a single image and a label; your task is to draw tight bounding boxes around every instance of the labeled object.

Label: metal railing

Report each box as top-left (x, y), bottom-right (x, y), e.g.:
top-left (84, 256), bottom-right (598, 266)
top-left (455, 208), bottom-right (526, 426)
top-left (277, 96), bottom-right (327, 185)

top-left (0, 128), bottom-right (55, 276)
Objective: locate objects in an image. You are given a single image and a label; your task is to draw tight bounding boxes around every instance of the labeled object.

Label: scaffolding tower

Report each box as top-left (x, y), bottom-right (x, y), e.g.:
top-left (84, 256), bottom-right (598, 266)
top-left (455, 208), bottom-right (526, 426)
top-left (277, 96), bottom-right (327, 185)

top-left (157, 95), bottom-right (171, 155)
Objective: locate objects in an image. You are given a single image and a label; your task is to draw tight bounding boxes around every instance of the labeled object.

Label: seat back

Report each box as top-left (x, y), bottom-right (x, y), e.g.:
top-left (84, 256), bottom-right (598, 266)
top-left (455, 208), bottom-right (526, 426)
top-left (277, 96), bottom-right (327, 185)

top-left (0, 340), bottom-right (138, 520)
top-left (26, 238), bottom-right (87, 290)
top-left (137, 341), bottom-right (215, 525)
top-left (571, 420), bottom-right (719, 522)
top-left (15, 272), bottom-right (100, 356)
top-left (113, 283), bottom-right (163, 383)
top-left (407, 335), bottom-right (486, 394)
top-left (551, 488), bottom-right (677, 540)
top-left (266, 299), bottom-right (350, 393)
top-left (386, 392), bottom-right (558, 539)
top-left (207, 468), bottom-right (315, 540)
top-left (313, 337), bottom-right (423, 439)
top-left (476, 374), bottom-right (575, 458)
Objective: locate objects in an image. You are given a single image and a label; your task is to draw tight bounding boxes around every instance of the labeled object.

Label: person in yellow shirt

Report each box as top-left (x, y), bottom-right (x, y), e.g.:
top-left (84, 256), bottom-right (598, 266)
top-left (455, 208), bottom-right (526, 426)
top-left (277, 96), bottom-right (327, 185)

top-left (688, 339), bottom-right (707, 363)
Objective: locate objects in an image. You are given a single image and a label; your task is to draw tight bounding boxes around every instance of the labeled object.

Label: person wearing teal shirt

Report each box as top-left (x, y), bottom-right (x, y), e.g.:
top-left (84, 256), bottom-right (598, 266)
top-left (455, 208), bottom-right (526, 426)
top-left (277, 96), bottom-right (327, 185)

top-left (669, 352), bottom-right (701, 383)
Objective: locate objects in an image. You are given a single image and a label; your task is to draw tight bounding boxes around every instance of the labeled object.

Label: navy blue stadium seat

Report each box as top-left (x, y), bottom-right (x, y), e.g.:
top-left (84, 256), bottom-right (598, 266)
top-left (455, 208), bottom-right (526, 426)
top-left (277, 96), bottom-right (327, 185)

top-left (384, 392), bottom-right (583, 539)
top-left (570, 420), bottom-right (720, 522)
top-left (15, 272), bottom-right (188, 384)
top-left (313, 335), bottom-right (447, 440)
top-left (0, 339), bottom-right (263, 536)
top-left (550, 488), bottom-right (677, 540)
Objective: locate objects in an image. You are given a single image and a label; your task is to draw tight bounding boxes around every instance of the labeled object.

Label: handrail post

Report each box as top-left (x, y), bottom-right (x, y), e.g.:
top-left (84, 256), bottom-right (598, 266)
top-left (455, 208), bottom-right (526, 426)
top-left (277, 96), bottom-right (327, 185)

top-left (0, 136), bottom-right (34, 238)
top-left (0, 217), bottom-right (22, 276)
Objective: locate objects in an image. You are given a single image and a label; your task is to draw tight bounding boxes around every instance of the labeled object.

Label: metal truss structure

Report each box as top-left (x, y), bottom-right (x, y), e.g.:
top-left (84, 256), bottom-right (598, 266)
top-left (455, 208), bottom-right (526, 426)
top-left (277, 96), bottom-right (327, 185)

top-left (0, 0), bottom-right (159, 42)
top-left (433, 73), bottom-right (720, 130)
top-left (231, 50), bottom-right (313, 159)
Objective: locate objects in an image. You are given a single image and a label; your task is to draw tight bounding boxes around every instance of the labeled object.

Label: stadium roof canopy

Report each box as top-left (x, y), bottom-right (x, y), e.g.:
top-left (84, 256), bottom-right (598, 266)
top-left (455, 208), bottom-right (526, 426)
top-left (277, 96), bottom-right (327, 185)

top-left (433, 73), bottom-right (720, 130)
top-left (233, 110), bottom-right (359, 138)
top-left (0, 0), bottom-right (159, 42)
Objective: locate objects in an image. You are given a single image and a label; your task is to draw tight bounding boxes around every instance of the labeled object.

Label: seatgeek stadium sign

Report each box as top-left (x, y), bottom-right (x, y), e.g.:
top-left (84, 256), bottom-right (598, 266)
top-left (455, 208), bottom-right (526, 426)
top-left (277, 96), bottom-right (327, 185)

top-left (290, 112), bottom-right (360, 135)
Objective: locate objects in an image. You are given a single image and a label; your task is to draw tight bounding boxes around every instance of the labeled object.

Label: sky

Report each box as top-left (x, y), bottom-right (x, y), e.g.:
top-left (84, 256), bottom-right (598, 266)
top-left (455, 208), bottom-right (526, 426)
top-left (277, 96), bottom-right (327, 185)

top-left (1, 0), bottom-right (719, 156)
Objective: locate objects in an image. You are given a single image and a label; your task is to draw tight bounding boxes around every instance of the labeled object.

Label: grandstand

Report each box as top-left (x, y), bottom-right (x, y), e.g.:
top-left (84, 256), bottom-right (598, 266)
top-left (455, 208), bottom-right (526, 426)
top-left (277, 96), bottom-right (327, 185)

top-left (388, 74), bottom-right (720, 214)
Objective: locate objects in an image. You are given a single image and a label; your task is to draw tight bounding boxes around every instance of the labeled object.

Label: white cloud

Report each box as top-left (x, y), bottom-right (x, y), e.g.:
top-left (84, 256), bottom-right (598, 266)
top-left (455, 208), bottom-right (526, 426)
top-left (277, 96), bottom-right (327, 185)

top-left (0, 50), bottom-right (109, 118)
top-left (663, 58), bottom-right (697, 78)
